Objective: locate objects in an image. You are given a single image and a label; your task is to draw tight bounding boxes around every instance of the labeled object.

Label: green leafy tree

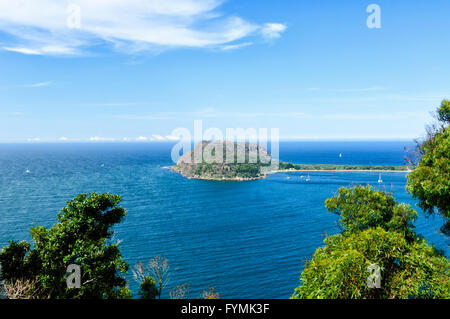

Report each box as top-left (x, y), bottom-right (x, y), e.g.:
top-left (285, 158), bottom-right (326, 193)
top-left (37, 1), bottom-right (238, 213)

top-left (406, 100), bottom-right (449, 235)
top-left (138, 276), bottom-right (158, 299)
top-left (0, 193), bottom-right (130, 299)
top-left (132, 257), bottom-right (169, 299)
top-left (325, 185), bottom-right (418, 240)
top-left (437, 99), bottom-right (450, 123)
top-left (293, 186), bottom-right (449, 299)
top-left (292, 227), bottom-right (449, 299)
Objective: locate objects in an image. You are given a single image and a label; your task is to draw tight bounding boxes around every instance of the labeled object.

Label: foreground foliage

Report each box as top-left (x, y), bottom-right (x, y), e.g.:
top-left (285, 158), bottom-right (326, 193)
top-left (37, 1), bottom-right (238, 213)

top-left (293, 227), bottom-right (449, 299)
top-left (0, 193), bottom-right (220, 299)
top-left (292, 186), bottom-right (449, 299)
top-left (325, 185), bottom-right (418, 240)
top-left (406, 100), bottom-right (450, 235)
top-left (0, 193), bottom-right (130, 299)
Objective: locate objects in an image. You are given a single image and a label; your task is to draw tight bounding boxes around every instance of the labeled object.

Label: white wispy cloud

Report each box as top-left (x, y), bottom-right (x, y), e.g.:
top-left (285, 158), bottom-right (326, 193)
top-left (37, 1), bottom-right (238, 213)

top-left (0, 0), bottom-right (287, 55)
top-left (113, 109), bottom-right (431, 122)
top-left (89, 136), bottom-right (117, 142)
top-left (165, 135), bottom-right (181, 141)
top-left (134, 135), bottom-right (181, 142)
top-left (220, 42), bottom-right (253, 51)
top-left (309, 93), bottom-right (448, 104)
top-left (261, 23), bottom-right (287, 39)
top-left (304, 86), bottom-right (387, 93)
top-left (136, 136), bottom-right (149, 141)
top-left (2, 111), bottom-right (25, 116)
top-left (329, 86), bottom-right (387, 93)
top-left (151, 134), bottom-right (166, 141)
top-left (19, 135), bottom-right (181, 143)
top-left (3, 47), bottom-right (42, 55)
top-left (322, 112), bottom-right (428, 120)
top-left (23, 81), bottom-right (52, 88)
top-left (86, 102), bottom-right (141, 107)
top-left (114, 110), bottom-right (312, 120)
top-left (86, 135), bottom-right (182, 142)
top-left (4, 46), bottom-right (77, 55)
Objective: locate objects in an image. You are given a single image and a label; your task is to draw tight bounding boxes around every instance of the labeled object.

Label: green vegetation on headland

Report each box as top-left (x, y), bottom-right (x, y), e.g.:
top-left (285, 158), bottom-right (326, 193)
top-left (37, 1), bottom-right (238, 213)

top-left (278, 162), bottom-right (410, 172)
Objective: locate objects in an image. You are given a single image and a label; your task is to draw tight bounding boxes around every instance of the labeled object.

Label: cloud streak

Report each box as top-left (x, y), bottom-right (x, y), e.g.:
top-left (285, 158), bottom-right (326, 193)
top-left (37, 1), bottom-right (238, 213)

top-left (114, 110), bottom-right (312, 120)
top-left (305, 86), bottom-right (387, 93)
top-left (261, 23), bottom-right (287, 39)
top-left (23, 81), bottom-right (52, 88)
top-left (85, 135), bottom-right (181, 142)
top-left (0, 0), bottom-right (286, 55)
top-left (114, 110), bottom-right (428, 121)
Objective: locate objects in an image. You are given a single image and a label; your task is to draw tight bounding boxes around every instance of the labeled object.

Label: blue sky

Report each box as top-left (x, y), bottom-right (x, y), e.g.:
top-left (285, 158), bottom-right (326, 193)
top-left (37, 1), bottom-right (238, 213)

top-left (0, 0), bottom-right (449, 142)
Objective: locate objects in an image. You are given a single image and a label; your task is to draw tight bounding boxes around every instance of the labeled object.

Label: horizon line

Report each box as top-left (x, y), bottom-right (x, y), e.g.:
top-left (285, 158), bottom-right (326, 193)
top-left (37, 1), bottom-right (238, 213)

top-left (0, 138), bottom-right (416, 144)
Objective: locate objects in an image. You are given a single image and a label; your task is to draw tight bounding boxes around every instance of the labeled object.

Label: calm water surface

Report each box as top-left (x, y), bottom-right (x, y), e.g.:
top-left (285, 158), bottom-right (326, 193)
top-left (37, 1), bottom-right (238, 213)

top-left (0, 141), bottom-right (447, 298)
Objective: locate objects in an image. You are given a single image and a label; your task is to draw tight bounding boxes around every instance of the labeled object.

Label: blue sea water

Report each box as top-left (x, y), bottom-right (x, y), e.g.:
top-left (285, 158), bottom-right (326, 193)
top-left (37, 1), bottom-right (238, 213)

top-left (0, 141), bottom-right (447, 299)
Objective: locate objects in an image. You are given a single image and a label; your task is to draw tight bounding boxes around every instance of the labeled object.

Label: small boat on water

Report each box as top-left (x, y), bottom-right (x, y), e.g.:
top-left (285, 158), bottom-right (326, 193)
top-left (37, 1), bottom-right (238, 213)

top-left (25, 169), bottom-right (30, 174)
top-left (339, 153), bottom-right (342, 158)
top-left (305, 174), bottom-right (311, 182)
top-left (378, 174), bottom-right (383, 183)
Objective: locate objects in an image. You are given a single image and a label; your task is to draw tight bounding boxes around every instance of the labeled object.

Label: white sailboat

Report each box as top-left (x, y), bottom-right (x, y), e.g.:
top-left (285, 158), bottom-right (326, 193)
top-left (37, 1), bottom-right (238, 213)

top-left (25, 169), bottom-right (30, 174)
top-left (339, 153), bottom-right (342, 158)
top-left (378, 174), bottom-right (383, 183)
top-left (305, 173), bottom-right (311, 182)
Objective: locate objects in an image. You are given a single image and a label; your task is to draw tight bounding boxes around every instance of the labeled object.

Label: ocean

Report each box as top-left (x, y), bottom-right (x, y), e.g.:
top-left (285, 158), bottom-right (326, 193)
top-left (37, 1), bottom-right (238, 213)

top-left (0, 141), bottom-right (447, 298)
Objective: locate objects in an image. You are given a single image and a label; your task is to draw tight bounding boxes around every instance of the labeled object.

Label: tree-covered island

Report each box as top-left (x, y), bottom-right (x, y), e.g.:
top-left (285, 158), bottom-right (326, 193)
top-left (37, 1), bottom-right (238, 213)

top-left (170, 141), bottom-right (273, 181)
top-left (170, 141), bottom-right (410, 181)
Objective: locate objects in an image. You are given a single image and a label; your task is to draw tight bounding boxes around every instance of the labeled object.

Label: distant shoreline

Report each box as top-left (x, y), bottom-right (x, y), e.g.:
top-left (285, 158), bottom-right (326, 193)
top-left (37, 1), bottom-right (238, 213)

top-left (276, 162), bottom-right (411, 173)
top-left (166, 163), bottom-right (411, 181)
top-left (272, 169), bottom-right (411, 173)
